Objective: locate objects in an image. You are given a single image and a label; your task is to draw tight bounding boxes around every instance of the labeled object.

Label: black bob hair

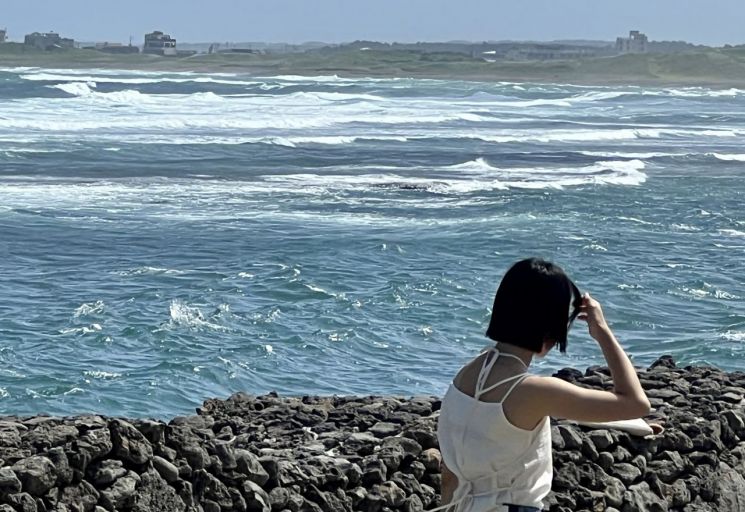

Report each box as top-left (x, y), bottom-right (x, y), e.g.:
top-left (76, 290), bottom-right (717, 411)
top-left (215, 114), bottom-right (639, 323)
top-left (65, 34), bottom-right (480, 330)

top-left (486, 258), bottom-right (581, 353)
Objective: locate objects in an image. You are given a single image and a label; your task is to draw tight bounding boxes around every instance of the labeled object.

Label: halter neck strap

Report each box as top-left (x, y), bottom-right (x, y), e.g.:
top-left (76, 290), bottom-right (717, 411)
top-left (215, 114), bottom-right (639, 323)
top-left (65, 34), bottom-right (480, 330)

top-left (474, 346), bottom-right (529, 400)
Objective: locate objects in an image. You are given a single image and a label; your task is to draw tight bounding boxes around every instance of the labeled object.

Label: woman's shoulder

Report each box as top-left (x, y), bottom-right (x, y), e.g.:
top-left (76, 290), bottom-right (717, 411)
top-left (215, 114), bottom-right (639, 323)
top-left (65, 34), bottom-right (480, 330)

top-left (450, 352), bottom-right (491, 397)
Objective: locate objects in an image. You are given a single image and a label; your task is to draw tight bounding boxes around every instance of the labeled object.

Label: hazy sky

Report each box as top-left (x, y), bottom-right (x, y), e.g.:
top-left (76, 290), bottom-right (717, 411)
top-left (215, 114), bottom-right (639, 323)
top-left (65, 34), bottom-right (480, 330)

top-left (3, 0), bottom-right (745, 46)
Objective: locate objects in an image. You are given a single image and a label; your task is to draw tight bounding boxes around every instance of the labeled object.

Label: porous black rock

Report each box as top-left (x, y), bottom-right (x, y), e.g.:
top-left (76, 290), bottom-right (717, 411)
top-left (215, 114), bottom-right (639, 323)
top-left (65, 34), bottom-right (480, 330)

top-left (10, 456), bottom-right (57, 496)
top-left (1, 356), bottom-right (744, 511)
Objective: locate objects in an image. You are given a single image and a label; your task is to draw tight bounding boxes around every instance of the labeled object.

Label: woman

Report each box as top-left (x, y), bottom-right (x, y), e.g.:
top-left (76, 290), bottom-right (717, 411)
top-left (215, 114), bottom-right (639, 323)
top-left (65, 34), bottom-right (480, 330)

top-left (434, 258), bottom-right (651, 512)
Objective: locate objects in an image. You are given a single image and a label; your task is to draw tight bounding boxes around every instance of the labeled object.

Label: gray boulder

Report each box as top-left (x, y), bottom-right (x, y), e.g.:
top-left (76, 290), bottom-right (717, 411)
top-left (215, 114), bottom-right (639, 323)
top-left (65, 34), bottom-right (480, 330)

top-left (11, 455), bottom-right (57, 496)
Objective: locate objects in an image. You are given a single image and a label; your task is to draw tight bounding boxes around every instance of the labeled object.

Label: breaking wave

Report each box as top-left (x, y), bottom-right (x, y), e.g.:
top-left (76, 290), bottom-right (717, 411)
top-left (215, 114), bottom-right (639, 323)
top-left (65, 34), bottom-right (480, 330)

top-left (261, 159), bottom-right (647, 193)
top-left (711, 153), bottom-right (745, 162)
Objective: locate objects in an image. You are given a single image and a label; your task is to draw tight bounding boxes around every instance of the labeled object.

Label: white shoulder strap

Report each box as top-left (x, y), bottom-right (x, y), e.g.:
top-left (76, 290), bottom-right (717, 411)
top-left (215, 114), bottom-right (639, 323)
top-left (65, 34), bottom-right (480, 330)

top-left (475, 372), bottom-right (528, 400)
top-left (500, 373), bottom-right (529, 402)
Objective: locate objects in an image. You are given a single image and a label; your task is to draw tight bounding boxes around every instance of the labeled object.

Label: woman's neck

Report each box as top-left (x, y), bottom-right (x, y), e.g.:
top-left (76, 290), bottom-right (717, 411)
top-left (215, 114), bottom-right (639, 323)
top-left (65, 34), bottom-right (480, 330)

top-left (494, 342), bottom-right (534, 367)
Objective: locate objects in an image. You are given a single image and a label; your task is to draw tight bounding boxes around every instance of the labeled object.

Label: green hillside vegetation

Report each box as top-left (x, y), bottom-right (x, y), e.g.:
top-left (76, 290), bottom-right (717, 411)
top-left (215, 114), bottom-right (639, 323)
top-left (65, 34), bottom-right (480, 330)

top-left (2, 42), bottom-right (745, 86)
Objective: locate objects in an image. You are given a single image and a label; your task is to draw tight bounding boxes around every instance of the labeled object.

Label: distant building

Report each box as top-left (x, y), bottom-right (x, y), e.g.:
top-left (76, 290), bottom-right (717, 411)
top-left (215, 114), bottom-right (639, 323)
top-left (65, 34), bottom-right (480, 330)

top-left (94, 42), bottom-right (139, 54)
top-left (475, 42), bottom-right (611, 61)
top-left (24, 32), bottom-right (75, 50)
top-left (0, 29), bottom-right (7, 43)
top-left (217, 48), bottom-right (260, 54)
top-left (616, 30), bottom-right (648, 54)
top-left (143, 31), bottom-right (177, 56)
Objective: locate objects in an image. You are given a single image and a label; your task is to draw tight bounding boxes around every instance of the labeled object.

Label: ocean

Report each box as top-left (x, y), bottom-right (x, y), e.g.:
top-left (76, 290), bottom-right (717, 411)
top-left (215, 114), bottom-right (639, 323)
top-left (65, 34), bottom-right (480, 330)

top-left (0, 67), bottom-right (743, 418)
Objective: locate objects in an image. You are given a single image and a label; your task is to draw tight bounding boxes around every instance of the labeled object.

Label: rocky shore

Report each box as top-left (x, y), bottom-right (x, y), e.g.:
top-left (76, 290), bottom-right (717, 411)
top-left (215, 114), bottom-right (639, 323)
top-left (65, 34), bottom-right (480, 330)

top-left (1, 356), bottom-right (744, 512)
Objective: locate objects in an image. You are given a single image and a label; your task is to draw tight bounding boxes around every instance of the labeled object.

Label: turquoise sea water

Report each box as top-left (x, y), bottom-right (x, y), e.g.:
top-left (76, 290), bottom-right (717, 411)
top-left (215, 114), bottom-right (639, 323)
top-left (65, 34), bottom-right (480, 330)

top-left (0, 68), bottom-right (743, 418)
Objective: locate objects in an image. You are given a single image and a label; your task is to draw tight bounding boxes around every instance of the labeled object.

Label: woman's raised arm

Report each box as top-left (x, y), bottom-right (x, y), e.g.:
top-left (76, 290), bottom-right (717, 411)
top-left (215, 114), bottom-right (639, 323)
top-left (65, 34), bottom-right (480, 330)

top-left (532, 293), bottom-right (650, 422)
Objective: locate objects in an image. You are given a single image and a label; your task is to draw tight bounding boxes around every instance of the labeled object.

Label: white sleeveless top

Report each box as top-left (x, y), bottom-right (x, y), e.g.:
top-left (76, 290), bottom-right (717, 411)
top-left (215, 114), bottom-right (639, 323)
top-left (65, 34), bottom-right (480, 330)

top-left (433, 346), bottom-right (553, 511)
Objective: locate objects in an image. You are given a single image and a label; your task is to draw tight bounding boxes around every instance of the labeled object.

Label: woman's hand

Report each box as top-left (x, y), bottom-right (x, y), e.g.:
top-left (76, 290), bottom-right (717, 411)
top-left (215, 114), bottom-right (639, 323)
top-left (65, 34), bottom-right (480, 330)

top-left (577, 293), bottom-right (610, 341)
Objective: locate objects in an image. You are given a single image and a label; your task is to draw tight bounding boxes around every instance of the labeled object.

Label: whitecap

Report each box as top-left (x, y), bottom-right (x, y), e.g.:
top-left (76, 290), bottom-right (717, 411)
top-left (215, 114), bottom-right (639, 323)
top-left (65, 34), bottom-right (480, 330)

top-left (446, 157), bottom-right (500, 173)
top-left (260, 159), bottom-right (646, 194)
top-left (116, 266), bottom-right (186, 276)
top-left (83, 370), bottom-right (122, 379)
top-left (252, 308), bottom-right (282, 324)
top-left (681, 287), bottom-right (709, 298)
top-left (671, 224), bottom-right (701, 232)
top-left (327, 332), bottom-right (345, 342)
top-left (714, 290), bottom-right (741, 300)
top-left (472, 128), bottom-right (659, 144)
top-left (52, 82), bottom-right (95, 96)
top-left (711, 153), bottom-right (745, 162)
top-left (168, 299), bottom-right (226, 331)
top-left (617, 284), bottom-right (643, 290)
top-left (719, 229), bottom-right (745, 237)
top-left (665, 87), bottom-right (744, 98)
top-left (720, 331), bottom-right (745, 342)
top-left (618, 216), bottom-right (656, 225)
top-left (581, 151), bottom-right (684, 159)
top-left (583, 243), bottom-right (609, 252)
top-left (268, 74), bottom-right (356, 83)
top-left (701, 129), bottom-right (738, 137)
top-left (22, 72), bottom-right (264, 86)
top-left (73, 300), bottom-right (105, 318)
top-left (60, 324), bottom-right (102, 335)
top-left (305, 284), bottom-right (333, 296)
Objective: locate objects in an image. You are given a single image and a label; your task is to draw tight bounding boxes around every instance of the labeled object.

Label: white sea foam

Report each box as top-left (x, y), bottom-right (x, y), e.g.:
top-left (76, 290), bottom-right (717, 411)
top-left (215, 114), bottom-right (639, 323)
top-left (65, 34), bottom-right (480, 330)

top-left (719, 229), bottom-right (745, 237)
top-left (262, 159), bottom-right (646, 193)
top-left (675, 282), bottom-right (739, 300)
top-left (0, 157), bottom-right (647, 211)
top-left (681, 287), bottom-right (710, 298)
top-left (268, 74), bottom-right (358, 83)
top-left (617, 283), bottom-right (644, 290)
top-left (671, 224), bottom-right (701, 232)
top-left (700, 129), bottom-right (739, 137)
top-left (720, 331), bottom-right (745, 342)
top-left (50, 82), bottom-right (225, 104)
top-left (60, 324), bottom-right (103, 335)
top-left (305, 284), bottom-right (330, 294)
top-left (469, 128), bottom-right (661, 144)
top-left (52, 82), bottom-right (97, 96)
top-left (714, 290), bottom-right (741, 300)
top-left (581, 151), bottom-right (685, 159)
top-left (573, 90), bottom-right (633, 102)
top-left (618, 216), bottom-right (657, 225)
top-left (116, 266), bottom-right (186, 276)
top-left (665, 87), bottom-right (745, 98)
top-left (292, 91), bottom-right (387, 102)
top-left (711, 153), bottom-right (745, 162)
top-left (446, 157), bottom-right (500, 173)
top-left (267, 135), bottom-right (409, 147)
top-left (74, 300), bottom-right (105, 318)
top-left (25, 73), bottom-right (265, 86)
top-left (8, 77), bottom-right (745, 139)
top-left (0, 147), bottom-right (71, 154)
top-left (168, 299), bottom-right (226, 331)
top-left (83, 370), bottom-right (122, 379)
top-left (584, 243), bottom-right (609, 252)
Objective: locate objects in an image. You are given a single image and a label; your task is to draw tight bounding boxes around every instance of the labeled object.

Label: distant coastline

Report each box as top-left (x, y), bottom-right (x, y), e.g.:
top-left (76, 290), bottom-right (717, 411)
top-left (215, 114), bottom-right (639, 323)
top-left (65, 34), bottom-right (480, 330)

top-left (3, 44), bottom-right (745, 87)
